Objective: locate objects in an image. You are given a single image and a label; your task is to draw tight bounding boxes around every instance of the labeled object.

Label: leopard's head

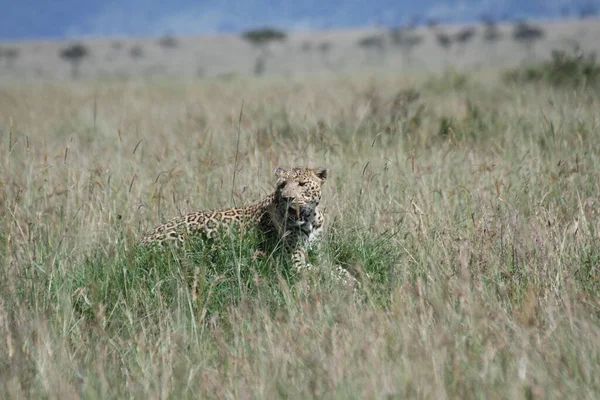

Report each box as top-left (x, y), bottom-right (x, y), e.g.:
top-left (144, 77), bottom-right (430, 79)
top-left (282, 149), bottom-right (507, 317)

top-left (274, 166), bottom-right (327, 224)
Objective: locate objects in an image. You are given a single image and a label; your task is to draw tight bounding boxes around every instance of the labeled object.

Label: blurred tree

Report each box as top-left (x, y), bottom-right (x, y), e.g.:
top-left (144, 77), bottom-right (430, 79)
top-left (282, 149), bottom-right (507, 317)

top-left (242, 27), bottom-right (287, 76)
top-left (318, 41), bottom-right (332, 68)
top-left (158, 35), bottom-right (179, 49)
top-left (129, 45), bottom-right (144, 60)
top-left (513, 21), bottom-right (544, 61)
top-left (436, 32), bottom-right (452, 49)
top-left (357, 34), bottom-right (386, 63)
top-left (454, 27), bottom-right (476, 54)
top-left (483, 21), bottom-right (502, 42)
top-left (481, 18), bottom-right (503, 59)
top-left (243, 28), bottom-right (286, 45)
top-left (579, 3), bottom-right (598, 19)
top-left (436, 32), bottom-right (453, 66)
top-left (479, 14), bottom-right (495, 26)
top-left (318, 41), bottom-right (331, 54)
top-left (59, 43), bottom-right (89, 79)
top-left (300, 41), bottom-right (312, 52)
top-left (299, 41), bottom-right (316, 71)
top-left (426, 18), bottom-right (439, 30)
top-left (389, 27), bottom-right (422, 67)
top-left (0, 47), bottom-right (20, 69)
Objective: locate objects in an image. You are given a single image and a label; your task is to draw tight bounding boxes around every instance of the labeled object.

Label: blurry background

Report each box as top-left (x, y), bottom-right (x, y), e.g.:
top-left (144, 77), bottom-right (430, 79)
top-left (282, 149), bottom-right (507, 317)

top-left (2, 2), bottom-right (600, 398)
top-left (1, 0), bottom-right (599, 81)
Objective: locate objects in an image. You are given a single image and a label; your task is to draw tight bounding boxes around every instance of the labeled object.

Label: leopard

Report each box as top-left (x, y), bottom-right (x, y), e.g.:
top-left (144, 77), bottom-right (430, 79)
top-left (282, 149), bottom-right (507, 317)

top-left (140, 166), bottom-right (355, 284)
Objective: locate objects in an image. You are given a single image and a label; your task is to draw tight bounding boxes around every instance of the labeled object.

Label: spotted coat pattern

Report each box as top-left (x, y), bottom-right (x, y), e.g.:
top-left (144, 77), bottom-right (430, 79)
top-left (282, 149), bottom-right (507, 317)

top-left (141, 166), bottom-right (332, 274)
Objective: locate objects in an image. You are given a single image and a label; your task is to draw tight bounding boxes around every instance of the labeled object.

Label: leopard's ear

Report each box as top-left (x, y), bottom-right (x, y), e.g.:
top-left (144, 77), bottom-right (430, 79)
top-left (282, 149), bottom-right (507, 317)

top-left (314, 166), bottom-right (328, 181)
top-left (274, 167), bottom-right (288, 188)
top-left (274, 167), bottom-right (287, 178)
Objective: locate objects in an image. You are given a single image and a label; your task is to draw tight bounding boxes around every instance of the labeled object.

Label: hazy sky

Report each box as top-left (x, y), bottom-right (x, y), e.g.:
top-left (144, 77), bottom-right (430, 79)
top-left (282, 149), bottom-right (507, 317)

top-left (1, 0), bottom-right (594, 40)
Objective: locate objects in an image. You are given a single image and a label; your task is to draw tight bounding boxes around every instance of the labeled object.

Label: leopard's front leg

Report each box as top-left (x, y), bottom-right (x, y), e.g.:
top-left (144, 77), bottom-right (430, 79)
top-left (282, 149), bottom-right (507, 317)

top-left (284, 233), bottom-right (313, 273)
top-left (285, 229), bottom-right (358, 289)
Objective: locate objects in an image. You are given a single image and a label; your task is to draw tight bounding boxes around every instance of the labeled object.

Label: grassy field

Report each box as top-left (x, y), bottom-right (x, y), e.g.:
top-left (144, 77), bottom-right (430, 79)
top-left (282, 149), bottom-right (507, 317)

top-left (0, 65), bottom-right (599, 398)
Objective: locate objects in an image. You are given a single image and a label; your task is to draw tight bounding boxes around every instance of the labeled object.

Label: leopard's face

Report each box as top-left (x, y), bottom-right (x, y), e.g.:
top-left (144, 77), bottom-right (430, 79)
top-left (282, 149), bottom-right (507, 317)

top-left (274, 166), bottom-right (327, 226)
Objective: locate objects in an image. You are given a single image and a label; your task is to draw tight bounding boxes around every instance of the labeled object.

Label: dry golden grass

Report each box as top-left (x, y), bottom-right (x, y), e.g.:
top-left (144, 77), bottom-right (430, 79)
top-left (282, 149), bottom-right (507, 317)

top-left (0, 69), bottom-right (599, 398)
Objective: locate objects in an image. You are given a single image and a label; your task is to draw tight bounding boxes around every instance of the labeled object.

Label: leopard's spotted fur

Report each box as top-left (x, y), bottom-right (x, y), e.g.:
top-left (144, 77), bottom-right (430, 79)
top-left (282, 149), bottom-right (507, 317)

top-left (140, 166), bottom-right (351, 281)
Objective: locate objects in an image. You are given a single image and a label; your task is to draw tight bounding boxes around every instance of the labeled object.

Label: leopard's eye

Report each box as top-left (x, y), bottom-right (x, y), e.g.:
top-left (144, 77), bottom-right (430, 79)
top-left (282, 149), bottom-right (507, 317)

top-left (298, 182), bottom-right (306, 187)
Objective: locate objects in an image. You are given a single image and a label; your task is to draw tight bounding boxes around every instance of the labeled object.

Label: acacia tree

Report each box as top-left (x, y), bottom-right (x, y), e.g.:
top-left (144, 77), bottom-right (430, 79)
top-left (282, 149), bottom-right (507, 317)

top-left (513, 21), bottom-right (544, 61)
top-left (389, 27), bottom-right (422, 67)
top-left (158, 34), bottom-right (179, 49)
top-left (317, 41), bottom-right (333, 68)
top-left (357, 34), bottom-right (386, 64)
top-left (129, 45), bottom-right (144, 61)
top-left (454, 27), bottom-right (476, 54)
top-left (481, 18), bottom-right (503, 59)
top-left (0, 47), bottom-right (20, 69)
top-left (59, 43), bottom-right (89, 79)
top-left (482, 19), bottom-right (502, 42)
top-left (242, 27), bottom-right (287, 76)
top-left (426, 19), bottom-right (439, 30)
top-left (300, 41), bottom-right (312, 52)
top-left (300, 41), bottom-right (313, 70)
top-left (436, 32), bottom-right (453, 66)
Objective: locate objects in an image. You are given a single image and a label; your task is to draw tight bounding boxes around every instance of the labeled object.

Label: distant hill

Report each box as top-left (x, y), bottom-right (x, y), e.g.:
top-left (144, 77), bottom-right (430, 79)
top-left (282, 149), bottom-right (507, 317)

top-left (0, 18), bottom-right (598, 83)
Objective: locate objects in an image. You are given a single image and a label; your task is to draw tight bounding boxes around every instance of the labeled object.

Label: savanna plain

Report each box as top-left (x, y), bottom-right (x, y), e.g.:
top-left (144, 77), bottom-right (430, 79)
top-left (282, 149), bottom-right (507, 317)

top-left (0, 62), bottom-right (599, 398)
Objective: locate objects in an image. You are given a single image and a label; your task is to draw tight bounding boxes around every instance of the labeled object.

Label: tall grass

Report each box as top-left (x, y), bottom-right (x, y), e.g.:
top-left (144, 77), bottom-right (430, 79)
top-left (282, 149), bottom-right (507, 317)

top-left (0, 71), bottom-right (599, 398)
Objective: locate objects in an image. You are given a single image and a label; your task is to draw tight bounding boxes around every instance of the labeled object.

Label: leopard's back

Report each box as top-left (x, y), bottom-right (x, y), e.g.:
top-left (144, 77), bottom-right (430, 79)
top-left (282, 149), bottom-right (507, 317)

top-left (140, 206), bottom-right (259, 247)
